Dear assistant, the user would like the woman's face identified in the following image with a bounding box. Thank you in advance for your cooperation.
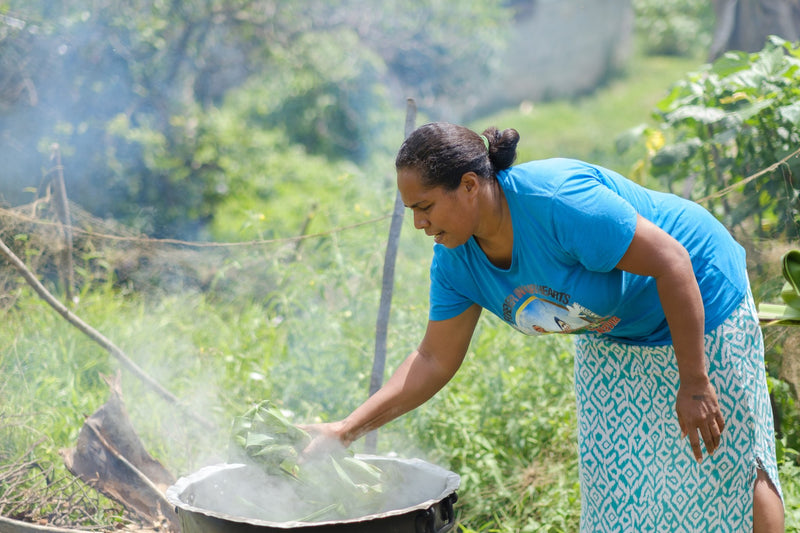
[397,167,478,248]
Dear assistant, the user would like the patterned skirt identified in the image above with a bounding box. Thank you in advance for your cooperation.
[574,291,782,532]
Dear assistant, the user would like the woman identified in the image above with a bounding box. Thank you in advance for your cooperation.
[307,123,784,531]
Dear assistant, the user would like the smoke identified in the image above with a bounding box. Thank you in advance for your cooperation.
[169,456,459,525]
[2,5,636,527]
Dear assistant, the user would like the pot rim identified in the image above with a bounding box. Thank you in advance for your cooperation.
[165,454,460,529]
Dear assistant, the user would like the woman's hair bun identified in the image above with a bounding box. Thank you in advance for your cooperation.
[482,127,520,171]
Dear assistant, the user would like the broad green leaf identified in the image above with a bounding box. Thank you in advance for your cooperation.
[709,127,738,146]
[614,124,648,154]
[651,138,702,168]
[340,456,384,485]
[229,400,386,522]
[666,105,727,125]
[754,44,789,79]
[656,79,705,112]
[250,443,297,459]
[711,51,751,77]
[778,102,800,125]
[244,433,275,448]
[730,98,775,123]
[329,456,356,487]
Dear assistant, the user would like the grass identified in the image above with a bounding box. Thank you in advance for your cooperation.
[2,42,799,532]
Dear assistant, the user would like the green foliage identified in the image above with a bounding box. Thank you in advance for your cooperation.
[619,37,800,240]
[632,0,715,57]
[4,274,800,530]
[783,460,800,529]
[770,373,800,464]
[4,39,800,532]
[374,0,511,110]
[248,28,390,161]
[0,0,510,238]
[173,73,398,243]
[230,400,312,474]
[230,400,388,522]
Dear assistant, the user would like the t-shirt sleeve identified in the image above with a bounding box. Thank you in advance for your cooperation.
[551,173,638,272]
[428,247,475,321]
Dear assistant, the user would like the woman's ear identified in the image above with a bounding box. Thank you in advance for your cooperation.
[461,172,479,193]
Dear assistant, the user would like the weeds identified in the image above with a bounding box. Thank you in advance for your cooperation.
[2,45,799,533]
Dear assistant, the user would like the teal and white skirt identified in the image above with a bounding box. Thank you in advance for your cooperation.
[574,291,782,532]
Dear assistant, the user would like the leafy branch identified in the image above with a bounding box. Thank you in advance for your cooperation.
[618,36,800,239]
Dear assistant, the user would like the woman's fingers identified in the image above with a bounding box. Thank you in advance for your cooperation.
[676,382,726,462]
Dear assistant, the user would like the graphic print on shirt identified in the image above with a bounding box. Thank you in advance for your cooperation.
[501,284,620,336]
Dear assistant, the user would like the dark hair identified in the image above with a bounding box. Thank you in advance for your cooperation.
[395,122,520,190]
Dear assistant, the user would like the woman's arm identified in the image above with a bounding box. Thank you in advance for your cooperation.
[615,215,725,462]
[306,303,482,449]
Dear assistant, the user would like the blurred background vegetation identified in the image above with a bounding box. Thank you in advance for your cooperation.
[1,0,799,531]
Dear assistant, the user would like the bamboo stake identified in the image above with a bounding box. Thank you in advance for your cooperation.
[50,144,75,303]
[292,202,318,261]
[365,98,416,453]
[0,234,212,430]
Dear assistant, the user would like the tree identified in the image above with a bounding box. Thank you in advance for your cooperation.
[0,0,511,238]
[709,0,800,60]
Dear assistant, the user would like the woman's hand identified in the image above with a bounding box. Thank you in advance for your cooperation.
[676,377,726,462]
[299,421,349,460]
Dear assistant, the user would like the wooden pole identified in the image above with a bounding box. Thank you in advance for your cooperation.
[365,98,416,453]
[50,144,75,303]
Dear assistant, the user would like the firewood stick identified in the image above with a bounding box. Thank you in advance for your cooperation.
[82,422,177,521]
[0,234,212,430]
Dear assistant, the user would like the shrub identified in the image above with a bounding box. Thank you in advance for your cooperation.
[633,0,715,56]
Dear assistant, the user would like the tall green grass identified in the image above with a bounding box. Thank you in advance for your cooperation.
[2,43,798,532]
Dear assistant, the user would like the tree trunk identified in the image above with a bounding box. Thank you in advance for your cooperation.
[710,0,800,60]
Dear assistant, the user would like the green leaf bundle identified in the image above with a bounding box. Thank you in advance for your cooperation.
[229,400,390,522]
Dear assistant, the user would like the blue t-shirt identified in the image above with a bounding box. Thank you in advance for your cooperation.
[428,158,748,345]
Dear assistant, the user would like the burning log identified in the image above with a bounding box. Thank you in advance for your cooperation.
[60,373,179,531]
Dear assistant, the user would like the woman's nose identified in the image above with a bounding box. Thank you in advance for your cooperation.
[413,210,428,230]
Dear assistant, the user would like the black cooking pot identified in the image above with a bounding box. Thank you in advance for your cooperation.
[165,455,459,533]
